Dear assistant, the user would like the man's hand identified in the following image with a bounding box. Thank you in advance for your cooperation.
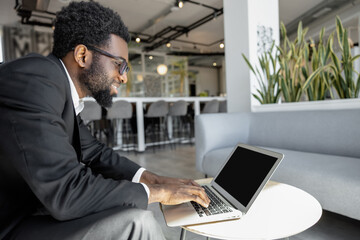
[140,171,210,208]
[147,184,210,208]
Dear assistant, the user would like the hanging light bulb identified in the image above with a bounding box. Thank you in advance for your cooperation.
[178,0,184,8]
[213,62,217,67]
[166,42,171,48]
[219,42,225,49]
[149,56,153,60]
[135,37,141,43]
[157,64,168,75]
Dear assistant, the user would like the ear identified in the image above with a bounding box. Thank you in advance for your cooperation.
[73,44,90,68]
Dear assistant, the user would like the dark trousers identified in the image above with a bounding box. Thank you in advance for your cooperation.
[5,206,165,240]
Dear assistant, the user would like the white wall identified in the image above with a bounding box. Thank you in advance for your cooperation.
[189,66,219,96]
[224,0,279,113]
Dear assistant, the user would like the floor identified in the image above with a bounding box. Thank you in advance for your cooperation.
[117,144,360,240]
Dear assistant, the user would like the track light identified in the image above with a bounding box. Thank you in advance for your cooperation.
[176,0,184,9]
[213,11,218,20]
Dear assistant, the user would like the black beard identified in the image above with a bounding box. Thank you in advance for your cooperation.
[91,89,113,108]
[79,55,114,108]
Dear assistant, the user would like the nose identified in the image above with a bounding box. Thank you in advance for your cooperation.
[118,72,128,84]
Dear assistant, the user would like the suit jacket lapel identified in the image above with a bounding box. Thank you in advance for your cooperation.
[73,115,82,161]
[47,54,82,162]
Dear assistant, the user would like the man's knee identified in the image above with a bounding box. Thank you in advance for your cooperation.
[110,207,164,240]
[129,208,155,225]
[5,207,164,240]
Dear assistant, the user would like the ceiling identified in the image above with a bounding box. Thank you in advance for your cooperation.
[0,0,358,67]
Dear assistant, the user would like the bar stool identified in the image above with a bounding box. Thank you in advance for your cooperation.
[106,100,136,151]
[144,100,172,151]
[80,100,102,138]
[168,100,191,145]
[202,99,219,113]
[219,100,227,113]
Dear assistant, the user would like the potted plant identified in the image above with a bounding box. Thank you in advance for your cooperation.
[277,21,324,102]
[329,16,360,98]
[242,42,281,104]
[302,28,333,100]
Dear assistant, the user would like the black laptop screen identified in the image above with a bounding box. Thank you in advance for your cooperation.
[214,146,278,207]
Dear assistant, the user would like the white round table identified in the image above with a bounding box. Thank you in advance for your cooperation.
[182,180,322,240]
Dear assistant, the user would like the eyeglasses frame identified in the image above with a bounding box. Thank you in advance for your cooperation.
[86,45,129,75]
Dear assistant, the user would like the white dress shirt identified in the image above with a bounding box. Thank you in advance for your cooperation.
[59,59,150,198]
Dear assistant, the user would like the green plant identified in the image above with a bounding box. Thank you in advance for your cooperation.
[302,28,333,100]
[242,42,281,104]
[329,16,360,98]
[170,60,187,96]
[277,21,326,102]
[276,21,307,102]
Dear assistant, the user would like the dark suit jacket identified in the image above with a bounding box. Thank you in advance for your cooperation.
[0,53,148,238]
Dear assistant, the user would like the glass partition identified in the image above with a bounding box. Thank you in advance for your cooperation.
[144,54,164,73]
[120,50,189,97]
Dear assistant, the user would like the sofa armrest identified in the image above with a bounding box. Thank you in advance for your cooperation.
[195,112,251,173]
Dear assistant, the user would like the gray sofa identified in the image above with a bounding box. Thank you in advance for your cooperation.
[195,109,360,220]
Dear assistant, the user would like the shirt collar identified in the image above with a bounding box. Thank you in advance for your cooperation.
[59,59,84,115]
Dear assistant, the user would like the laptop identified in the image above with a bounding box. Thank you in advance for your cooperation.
[161,143,284,227]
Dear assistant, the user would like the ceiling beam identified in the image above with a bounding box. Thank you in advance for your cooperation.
[285,0,354,36]
[143,8,223,52]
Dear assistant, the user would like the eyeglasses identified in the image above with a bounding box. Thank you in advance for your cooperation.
[87,45,129,75]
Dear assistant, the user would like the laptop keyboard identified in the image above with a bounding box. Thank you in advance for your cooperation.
[191,185,233,217]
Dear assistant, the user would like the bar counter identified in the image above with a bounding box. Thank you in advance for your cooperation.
[84,97,226,152]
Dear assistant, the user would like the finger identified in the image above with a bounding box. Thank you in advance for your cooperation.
[192,195,210,208]
[188,180,201,187]
[178,179,201,187]
[185,186,210,206]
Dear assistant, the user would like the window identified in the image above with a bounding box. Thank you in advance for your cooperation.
[0,27,3,63]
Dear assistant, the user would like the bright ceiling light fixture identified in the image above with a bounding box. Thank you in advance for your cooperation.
[178,0,184,8]
[219,42,225,49]
[135,37,141,43]
[157,64,168,75]
[166,42,171,48]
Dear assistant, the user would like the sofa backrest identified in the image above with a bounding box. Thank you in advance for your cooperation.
[248,109,360,158]
[195,112,251,172]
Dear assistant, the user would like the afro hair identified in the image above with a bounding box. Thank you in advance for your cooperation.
[52,1,130,58]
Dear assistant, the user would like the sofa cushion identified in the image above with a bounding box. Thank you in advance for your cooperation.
[267,147,360,220]
[203,146,360,220]
[248,110,360,159]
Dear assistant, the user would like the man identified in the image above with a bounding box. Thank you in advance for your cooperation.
[0,1,209,239]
